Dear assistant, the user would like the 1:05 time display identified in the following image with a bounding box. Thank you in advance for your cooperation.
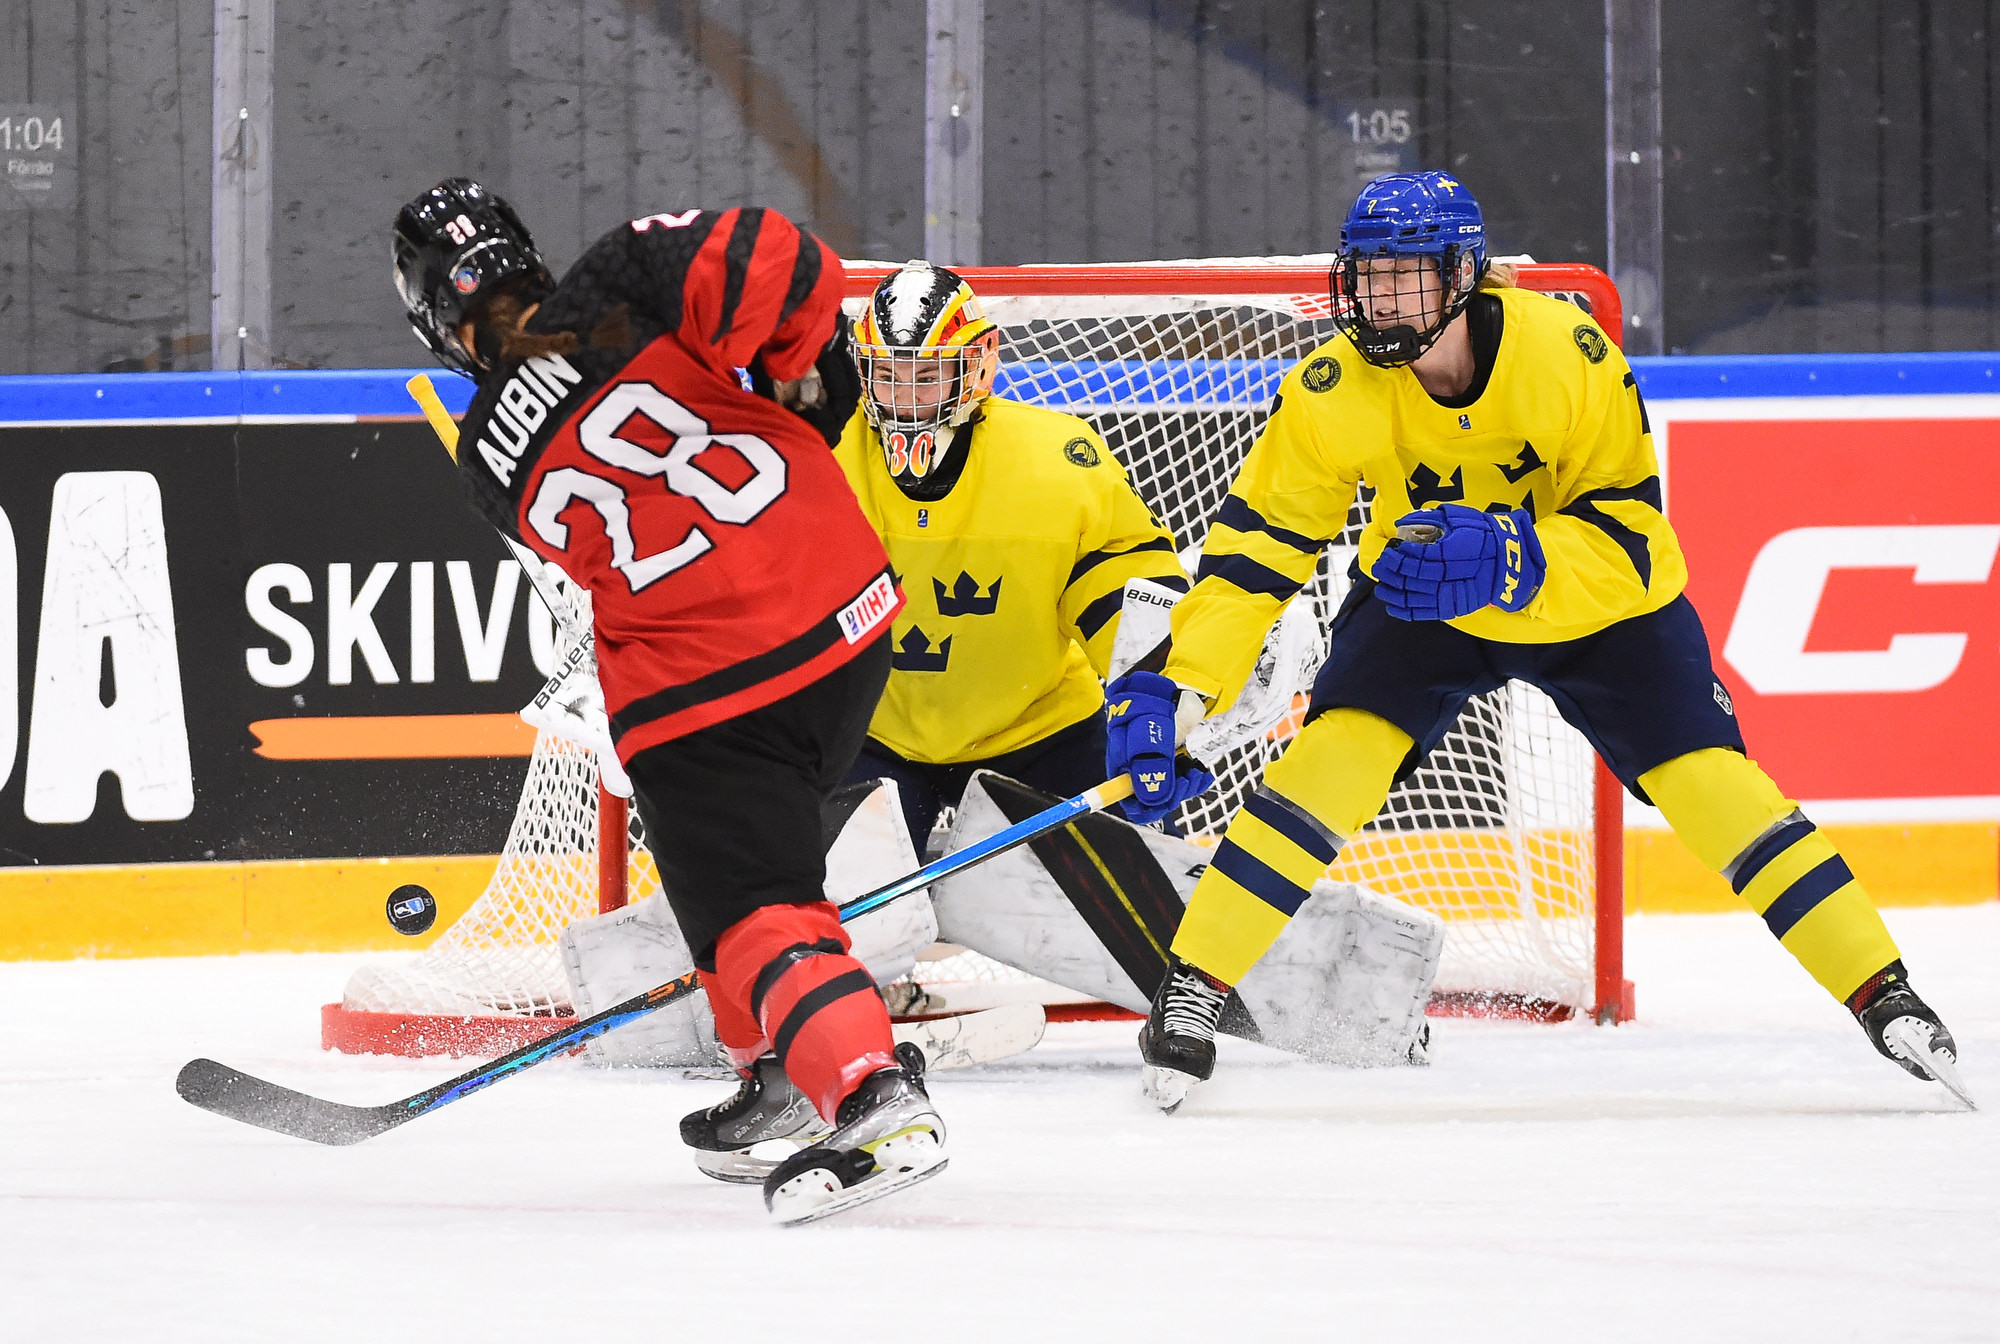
[0,116,65,152]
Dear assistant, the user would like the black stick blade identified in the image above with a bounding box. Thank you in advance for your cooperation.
[175,1059,406,1146]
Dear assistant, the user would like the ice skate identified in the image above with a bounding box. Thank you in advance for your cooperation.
[763,1043,947,1226]
[1851,964,1976,1109]
[679,1054,828,1184]
[1138,958,1228,1113]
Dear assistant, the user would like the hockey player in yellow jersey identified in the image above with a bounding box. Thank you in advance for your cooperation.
[1107,171,1972,1112]
[836,261,1195,850]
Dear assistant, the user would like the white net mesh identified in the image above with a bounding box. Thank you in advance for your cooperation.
[340,582,663,1020]
[340,261,1605,1035]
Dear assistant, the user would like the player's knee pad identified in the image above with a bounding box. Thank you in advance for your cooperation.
[1266,707,1410,838]
[1639,747,1794,872]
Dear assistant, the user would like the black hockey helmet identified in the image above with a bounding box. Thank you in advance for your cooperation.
[392,177,553,377]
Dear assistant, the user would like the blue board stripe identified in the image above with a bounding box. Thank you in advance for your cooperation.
[5,352,2000,424]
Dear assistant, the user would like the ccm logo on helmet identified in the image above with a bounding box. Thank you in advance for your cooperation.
[1722,524,2000,695]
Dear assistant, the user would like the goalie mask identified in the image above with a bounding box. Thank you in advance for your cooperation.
[392,177,554,378]
[853,261,1000,498]
[1330,171,1486,368]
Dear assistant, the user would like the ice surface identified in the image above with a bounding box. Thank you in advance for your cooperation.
[4,907,1995,1341]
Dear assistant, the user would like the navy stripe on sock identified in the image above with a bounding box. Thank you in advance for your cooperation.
[1242,787,1342,866]
[1211,839,1312,917]
[1728,815,1817,895]
[748,938,845,1020]
[771,968,878,1065]
[1761,856,1855,939]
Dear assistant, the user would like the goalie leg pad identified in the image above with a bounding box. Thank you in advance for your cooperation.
[713,902,897,1123]
[559,894,719,1068]
[935,772,1439,1066]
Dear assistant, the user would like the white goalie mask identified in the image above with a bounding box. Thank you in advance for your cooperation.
[853,261,1000,497]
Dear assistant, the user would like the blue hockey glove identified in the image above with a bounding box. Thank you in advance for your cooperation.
[1372,503,1546,621]
[1104,671,1216,824]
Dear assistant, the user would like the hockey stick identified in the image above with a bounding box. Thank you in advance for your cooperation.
[175,773,1136,1146]
[405,373,586,647]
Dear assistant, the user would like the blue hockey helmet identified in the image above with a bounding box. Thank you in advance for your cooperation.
[1331,171,1487,367]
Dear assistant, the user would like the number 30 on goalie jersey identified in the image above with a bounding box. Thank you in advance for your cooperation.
[526,380,789,594]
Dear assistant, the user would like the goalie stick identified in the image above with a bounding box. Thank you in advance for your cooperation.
[176,774,1136,1146]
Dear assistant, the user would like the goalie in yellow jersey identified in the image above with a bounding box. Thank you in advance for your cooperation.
[1111,171,1972,1112]
[834,260,1198,851]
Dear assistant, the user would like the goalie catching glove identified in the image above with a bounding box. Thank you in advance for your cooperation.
[1104,670,1215,824]
[1373,502,1546,621]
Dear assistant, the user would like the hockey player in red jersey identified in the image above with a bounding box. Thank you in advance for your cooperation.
[393,178,945,1223]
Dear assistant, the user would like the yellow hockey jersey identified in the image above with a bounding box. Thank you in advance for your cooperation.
[1167,285,1686,710]
[835,395,1186,763]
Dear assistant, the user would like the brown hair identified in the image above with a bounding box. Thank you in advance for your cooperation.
[469,280,635,364]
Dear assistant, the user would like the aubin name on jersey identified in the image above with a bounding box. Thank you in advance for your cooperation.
[473,353,587,487]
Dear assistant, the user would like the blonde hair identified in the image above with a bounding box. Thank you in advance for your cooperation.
[1479,260,1519,290]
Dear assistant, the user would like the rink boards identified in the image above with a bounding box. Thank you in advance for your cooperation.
[0,355,1995,958]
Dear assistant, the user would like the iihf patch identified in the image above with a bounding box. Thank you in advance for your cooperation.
[1572,325,1608,363]
[1458,414,1472,430]
[453,267,480,294]
[1713,681,1734,715]
[1301,356,1342,392]
[1063,437,1100,467]
[917,508,929,528]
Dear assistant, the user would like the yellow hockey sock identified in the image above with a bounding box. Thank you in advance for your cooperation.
[1641,748,1899,1002]
[1171,708,1409,985]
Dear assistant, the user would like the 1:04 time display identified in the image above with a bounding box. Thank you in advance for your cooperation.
[0,116,65,152]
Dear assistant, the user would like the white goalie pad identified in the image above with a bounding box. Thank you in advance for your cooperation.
[520,635,633,800]
[559,779,938,1068]
[933,772,1442,1067]
[1102,577,1326,771]
[1184,592,1324,770]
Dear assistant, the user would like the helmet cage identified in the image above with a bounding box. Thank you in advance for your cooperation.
[854,261,999,488]
[1330,245,1480,367]
[392,178,552,378]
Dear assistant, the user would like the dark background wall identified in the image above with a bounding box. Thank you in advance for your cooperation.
[3,0,1995,372]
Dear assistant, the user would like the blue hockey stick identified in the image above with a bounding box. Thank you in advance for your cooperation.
[175,773,1137,1145]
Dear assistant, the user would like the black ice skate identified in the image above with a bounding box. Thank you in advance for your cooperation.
[1138,958,1229,1113]
[1849,961,1976,1110]
[762,1042,947,1226]
[680,1054,829,1184]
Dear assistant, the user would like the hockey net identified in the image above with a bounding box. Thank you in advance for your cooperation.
[326,259,1631,1057]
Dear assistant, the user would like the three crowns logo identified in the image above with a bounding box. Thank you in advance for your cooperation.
[1497,441,1546,484]
[892,626,952,672]
[934,572,1002,617]
[1405,463,1466,508]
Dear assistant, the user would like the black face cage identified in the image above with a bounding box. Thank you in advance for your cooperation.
[1329,246,1478,368]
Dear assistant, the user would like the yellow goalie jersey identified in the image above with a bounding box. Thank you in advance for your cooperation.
[1166,285,1688,709]
[835,395,1187,763]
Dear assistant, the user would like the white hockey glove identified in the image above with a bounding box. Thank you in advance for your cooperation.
[519,635,633,799]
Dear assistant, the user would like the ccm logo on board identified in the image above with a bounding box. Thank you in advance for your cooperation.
[1723,525,2000,695]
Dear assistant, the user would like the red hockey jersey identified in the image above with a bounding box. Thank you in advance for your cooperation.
[455,207,900,757]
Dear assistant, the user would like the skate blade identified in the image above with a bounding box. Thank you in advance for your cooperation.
[1882,1019,1978,1110]
[770,1135,949,1227]
[694,1130,829,1184]
[1140,1063,1196,1114]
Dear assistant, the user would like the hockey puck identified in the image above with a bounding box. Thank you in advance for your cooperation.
[386,884,438,936]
